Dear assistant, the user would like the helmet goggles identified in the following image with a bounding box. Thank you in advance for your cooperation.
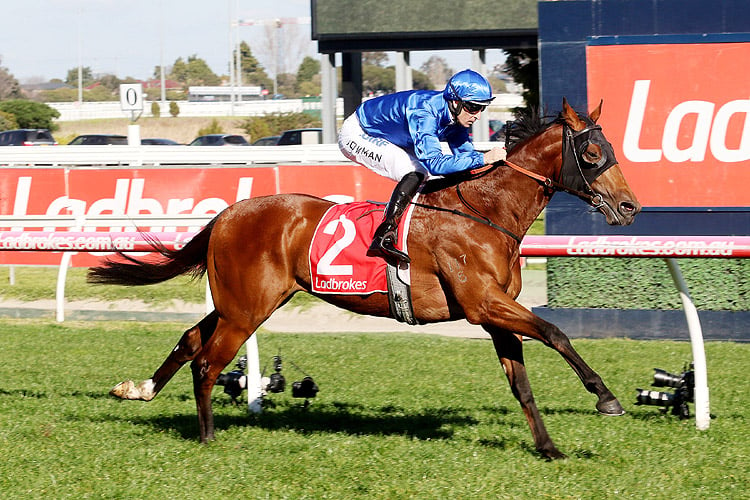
[448,83,491,114]
[462,101,488,114]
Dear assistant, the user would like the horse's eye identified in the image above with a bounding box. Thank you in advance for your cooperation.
[583,150,600,163]
[582,144,602,165]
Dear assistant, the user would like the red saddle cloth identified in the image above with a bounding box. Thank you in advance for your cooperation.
[309,201,408,294]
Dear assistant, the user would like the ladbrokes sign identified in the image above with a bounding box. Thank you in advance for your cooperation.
[0,165,395,265]
[586,40,750,207]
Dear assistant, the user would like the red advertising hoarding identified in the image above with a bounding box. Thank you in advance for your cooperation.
[586,41,750,207]
[0,164,395,266]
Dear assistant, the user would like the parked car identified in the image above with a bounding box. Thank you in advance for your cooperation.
[188,134,249,146]
[276,128,322,146]
[251,135,280,146]
[68,134,128,145]
[0,129,57,146]
[141,138,180,145]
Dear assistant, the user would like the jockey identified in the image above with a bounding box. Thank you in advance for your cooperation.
[338,69,507,264]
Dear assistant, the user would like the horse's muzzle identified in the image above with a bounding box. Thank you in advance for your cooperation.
[590,166,642,226]
[600,197,641,226]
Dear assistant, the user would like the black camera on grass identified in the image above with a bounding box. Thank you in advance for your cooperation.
[292,376,319,399]
[265,355,286,394]
[216,352,318,406]
[216,355,248,403]
[635,364,694,419]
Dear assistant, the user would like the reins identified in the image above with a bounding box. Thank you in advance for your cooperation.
[411,198,523,244]
[503,158,603,207]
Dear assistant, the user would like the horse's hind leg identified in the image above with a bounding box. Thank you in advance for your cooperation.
[190,316,253,443]
[111,311,219,401]
[485,326,566,460]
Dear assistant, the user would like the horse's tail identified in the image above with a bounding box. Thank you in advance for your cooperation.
[87,218,217,286]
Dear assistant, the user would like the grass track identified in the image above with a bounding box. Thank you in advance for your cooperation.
[0,319,746,499]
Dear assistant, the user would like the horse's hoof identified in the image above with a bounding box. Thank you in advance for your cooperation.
[110,379,156,401]
[541,447,568,460]
[110,380,138,399]
[597,398,626,416]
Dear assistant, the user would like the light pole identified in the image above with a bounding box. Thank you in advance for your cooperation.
[160,0,166,107]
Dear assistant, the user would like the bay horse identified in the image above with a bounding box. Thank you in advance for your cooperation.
[88,99,641,459]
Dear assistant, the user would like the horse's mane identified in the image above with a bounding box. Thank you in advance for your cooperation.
[504,107,560,153]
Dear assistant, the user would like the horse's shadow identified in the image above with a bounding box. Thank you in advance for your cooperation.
[105,398,600,448]
[121,400,483,442]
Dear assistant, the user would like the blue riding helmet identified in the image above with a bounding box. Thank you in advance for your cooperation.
[443,69,495,104]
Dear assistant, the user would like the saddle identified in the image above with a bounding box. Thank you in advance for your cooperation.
[308,201,417,324]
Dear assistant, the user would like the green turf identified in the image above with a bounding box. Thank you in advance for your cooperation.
[0,319,745,499]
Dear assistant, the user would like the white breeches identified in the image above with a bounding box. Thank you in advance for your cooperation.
[338,114,427,181]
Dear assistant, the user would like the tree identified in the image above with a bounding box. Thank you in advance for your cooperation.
[96,74,124,92]
[237,41,272,90]
[276,73,297,98]
[84,84,118,101]
[412,69,433,90]
[65,66,94,87]
[503,49,539,108]
[0,110,19,131]
[294,56,321,97]
[0,100,60,130]
[197,119,224,136]
[169,101,180,117]
[169,55,220,86]
[37,87,79,102]
[296,56,320,83]
[362,65,395,95]
[363,52,389,67]
[0,57,24,100]
[258,24,308,77]
[419,55,453,90]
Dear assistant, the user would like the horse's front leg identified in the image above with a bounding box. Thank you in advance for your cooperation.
[465,289,624,416]
[111,311,218,401]
[484,326,566,460]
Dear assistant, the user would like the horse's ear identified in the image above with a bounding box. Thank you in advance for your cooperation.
[561,97,584,130]
[590,100,603,123]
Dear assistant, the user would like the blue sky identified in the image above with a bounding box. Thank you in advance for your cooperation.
[1,0,505,84]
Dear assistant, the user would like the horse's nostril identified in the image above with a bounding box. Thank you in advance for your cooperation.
[619,201,640,215]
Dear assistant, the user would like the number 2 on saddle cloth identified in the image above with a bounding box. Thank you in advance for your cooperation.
[308,201,414,295]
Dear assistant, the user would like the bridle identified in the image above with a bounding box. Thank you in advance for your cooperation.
[412,115,622,242]
[503,118,618,213]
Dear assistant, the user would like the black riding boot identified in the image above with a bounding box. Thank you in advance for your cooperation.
[368,172,424,263]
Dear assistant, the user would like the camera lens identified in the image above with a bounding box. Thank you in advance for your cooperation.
[652,369,684,388]
[635,389,675,406]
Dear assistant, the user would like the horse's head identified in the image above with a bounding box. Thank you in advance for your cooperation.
[559,98,641,225]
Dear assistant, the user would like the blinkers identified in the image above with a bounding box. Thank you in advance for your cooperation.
[559,117,618,193]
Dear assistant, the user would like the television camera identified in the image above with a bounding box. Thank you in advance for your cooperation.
[635,363,695,419]
[216,352,318,406]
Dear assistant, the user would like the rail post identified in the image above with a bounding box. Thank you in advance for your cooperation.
[664,258,711,430]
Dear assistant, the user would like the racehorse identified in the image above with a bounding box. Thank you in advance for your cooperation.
[88,99,641,459]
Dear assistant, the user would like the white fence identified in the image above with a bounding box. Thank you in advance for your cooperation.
[48,99,336,121]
